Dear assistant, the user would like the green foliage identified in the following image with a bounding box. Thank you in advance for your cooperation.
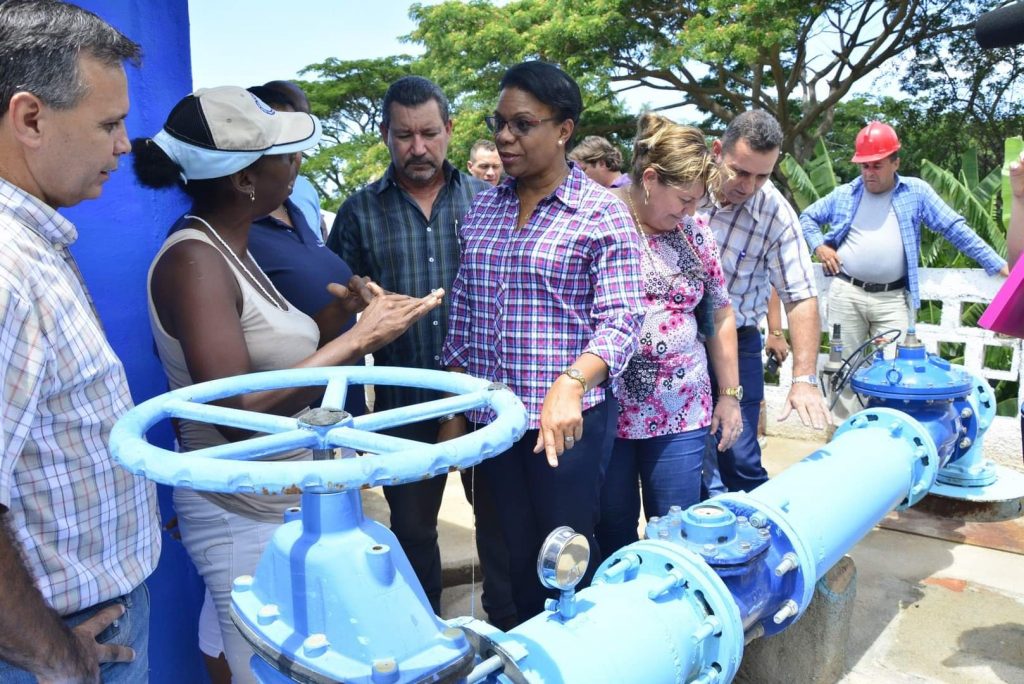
[298,55,419,204]
[919,158,1005,261]
[1003,137,1024,229]
[779,138,837,212]
[294,0,1021,216]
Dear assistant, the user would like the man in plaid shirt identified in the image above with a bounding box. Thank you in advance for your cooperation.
[0,2,159,682]
[703,110,831,496]
[801,121,1007,419]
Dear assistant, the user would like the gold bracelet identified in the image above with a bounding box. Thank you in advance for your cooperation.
[561,368,588,391]
[770,329,784,338]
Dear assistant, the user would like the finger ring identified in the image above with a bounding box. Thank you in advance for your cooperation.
[565,436,575,444]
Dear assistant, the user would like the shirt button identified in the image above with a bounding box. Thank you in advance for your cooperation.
[428,257,435,263]
[432,320,439,326]
[434,355,440,361]
[427,227,432,232]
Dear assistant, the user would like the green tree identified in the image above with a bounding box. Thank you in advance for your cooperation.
[298,56,418,204]
[409,0,988,161]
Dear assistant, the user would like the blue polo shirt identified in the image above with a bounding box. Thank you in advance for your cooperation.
[249,200,365,415]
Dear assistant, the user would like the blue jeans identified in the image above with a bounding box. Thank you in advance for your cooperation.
[476,393,617,624]
[597,428,708,554]
[705,327,769,494]
[0,582,150,683]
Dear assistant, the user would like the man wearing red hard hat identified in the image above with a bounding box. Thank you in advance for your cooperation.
[801,121,1008,420]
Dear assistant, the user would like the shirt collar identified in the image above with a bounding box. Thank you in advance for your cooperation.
[0,176,77,245]
[710,180,770,225]
[494,161,588,211]
[851,173,907,196]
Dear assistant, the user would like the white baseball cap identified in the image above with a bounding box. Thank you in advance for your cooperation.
[151,86,322,181]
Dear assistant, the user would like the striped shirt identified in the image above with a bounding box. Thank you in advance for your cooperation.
[704,180,817,327]
[328,163,490,410]
[800,175,1006,308]
[442,164,645,427]
[0,178,159,615]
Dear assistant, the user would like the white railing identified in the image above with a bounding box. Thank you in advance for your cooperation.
[765,266,1022,472]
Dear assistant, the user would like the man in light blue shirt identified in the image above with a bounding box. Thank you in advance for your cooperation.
[801,121,1008,418]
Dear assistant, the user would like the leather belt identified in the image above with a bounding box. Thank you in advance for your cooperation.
[835,272,907,293]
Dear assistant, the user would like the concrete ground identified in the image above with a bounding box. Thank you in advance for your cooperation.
[359,437,1024,683]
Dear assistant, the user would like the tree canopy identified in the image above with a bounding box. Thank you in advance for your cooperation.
[297,0,1022,207]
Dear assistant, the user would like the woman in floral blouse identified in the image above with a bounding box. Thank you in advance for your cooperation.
[597,113,741,553]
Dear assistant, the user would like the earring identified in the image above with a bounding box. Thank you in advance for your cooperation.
[249,190,255,203]
[557,140,564,146]
[644,185,650,205]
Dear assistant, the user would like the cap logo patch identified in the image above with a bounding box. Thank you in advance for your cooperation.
[249,93,276,116]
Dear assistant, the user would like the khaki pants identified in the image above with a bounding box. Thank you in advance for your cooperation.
[828,277,911,421]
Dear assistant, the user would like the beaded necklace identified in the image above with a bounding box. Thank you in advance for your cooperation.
[184,214,285,311]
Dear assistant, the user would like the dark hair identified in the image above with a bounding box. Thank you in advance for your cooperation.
[247,85,294,112]
[0,0,141,117]
[381,76,449,129]
[499,61,582,131]
[721,110,784,154]
[262,80,309,114]
[131,137,221,202]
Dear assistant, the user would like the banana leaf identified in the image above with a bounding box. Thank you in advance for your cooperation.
[780,154,819,212]
[921,159,1005,256]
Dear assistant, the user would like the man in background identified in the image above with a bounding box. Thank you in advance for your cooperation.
[327,76,515,628]
[569,135,630,188]
[467,138,502,186]
[801,121,1007,420]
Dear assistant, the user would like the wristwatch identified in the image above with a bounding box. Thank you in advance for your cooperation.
[561,367,588,391]
[791,374,819,387]
[720,386,744,401]
[770,329,784,338]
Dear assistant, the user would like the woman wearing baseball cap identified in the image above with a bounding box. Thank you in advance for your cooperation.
[133,86,443,682]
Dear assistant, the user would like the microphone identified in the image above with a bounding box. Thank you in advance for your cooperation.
[975,1,1024,48]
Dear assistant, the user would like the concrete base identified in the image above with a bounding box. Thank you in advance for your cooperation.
[736,556,858,684]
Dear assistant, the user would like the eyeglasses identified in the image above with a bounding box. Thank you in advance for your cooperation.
[485,114,558,137]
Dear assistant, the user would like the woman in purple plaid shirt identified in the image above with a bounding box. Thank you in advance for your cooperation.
[596,114,742,554]
[440,61,645,624]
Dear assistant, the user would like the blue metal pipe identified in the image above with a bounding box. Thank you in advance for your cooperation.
[111,354,997,683]
[486,408,939,682]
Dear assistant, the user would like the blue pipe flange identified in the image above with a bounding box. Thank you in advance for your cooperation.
[937,366,997,487]
[448,616,531,684]
[592,540,745,683]
[646,503,771,572]
[834,407,940,509]
[709,493,815,638]
[110,366,528,493]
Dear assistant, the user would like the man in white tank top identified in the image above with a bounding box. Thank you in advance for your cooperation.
[801,122,1008,420]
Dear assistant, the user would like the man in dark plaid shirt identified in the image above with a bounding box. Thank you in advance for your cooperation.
[326,76,514,625]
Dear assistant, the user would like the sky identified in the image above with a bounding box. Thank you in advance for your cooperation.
[188,0,425,90]
[187,0,685,114]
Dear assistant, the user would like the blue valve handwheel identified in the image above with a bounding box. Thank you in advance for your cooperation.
[110,366,527,494]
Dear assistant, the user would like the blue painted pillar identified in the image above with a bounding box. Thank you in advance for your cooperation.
[61,2,204,681]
